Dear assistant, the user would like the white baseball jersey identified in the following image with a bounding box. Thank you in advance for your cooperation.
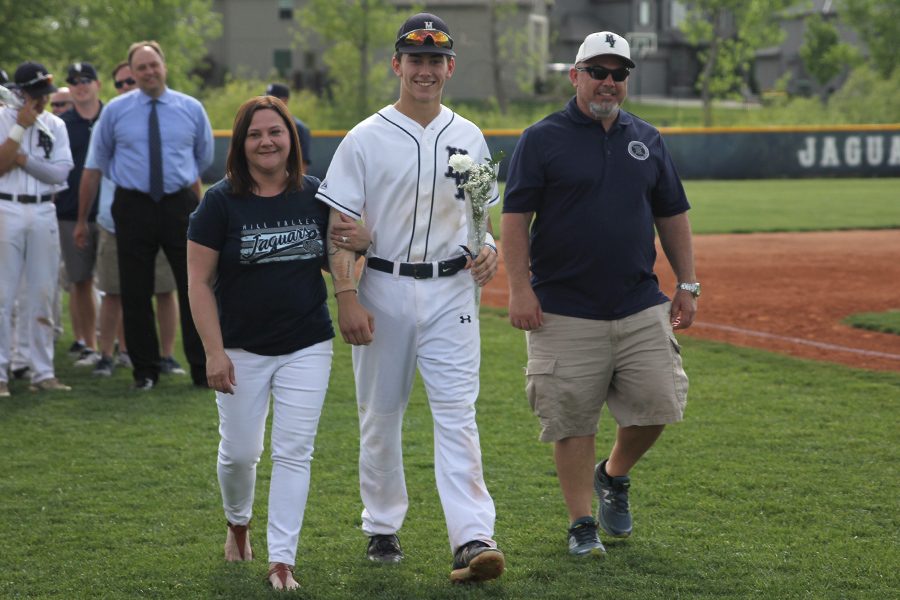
[316,104,499,262]
[0,107,72,196]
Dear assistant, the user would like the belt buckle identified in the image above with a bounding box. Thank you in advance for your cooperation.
[411,263,431,279]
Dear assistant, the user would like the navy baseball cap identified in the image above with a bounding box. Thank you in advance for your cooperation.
[395,13,455,57]
[14,61,57,96]
[265,83,290,99]
[66,62,99,84]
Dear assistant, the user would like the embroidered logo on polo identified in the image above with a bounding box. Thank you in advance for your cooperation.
[239,218,324,264]
[445,146,469,200]
[627,141,649,161]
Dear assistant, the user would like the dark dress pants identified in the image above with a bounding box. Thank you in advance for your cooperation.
[111,187,205,384]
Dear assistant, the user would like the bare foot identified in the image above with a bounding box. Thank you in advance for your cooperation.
[267,562,299,590]
[224,522,252,561]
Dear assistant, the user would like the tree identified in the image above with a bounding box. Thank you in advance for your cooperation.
[680,0,799,126]
[799,13,860,99]
[1,0,221,95]
[838,0,900,77]
[294,0,420,126]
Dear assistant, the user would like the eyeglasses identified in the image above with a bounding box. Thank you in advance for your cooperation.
[575,66,630,82]
[397,28,453,49]
[67,77,95,86]
[51,101,72,108]
[114,77,136,89]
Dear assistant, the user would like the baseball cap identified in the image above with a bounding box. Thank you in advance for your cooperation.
[14,61,57,96]
[395,12,456,57]
[265,83,290,99]
[575,32,635,68]
[66,62,99,84]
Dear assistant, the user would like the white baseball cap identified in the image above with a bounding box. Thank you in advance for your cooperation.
[575,31,635,68]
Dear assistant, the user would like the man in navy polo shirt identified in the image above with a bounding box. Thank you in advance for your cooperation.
[57,62,103,366]
[502,31,700,557]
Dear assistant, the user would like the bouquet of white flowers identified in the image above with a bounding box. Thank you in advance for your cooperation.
[448,151,503,305]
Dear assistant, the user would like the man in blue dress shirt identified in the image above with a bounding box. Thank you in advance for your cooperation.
[75,40,214,390]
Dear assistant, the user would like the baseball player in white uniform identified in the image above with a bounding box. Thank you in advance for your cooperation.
[318,12,505,584]
[0,62,74,395]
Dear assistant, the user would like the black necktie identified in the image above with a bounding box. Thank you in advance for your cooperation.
[149,99,164,201]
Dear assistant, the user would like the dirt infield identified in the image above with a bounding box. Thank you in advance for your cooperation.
[481,230,900,372]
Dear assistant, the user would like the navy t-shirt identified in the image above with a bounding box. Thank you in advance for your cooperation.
[56,104,102,221]
[503,98,690,320]
[187,176,334,356]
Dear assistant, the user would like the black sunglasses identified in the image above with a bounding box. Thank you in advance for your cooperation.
[51,101,71,108]
[114,77,136,89]
[575,66,630,82]
[67,76,95,86]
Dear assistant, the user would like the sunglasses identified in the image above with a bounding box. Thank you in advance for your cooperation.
[397,28,453,49]
[51,101,72,108]
[114,77,136,89]
[575,66,630,82]
[67,76,95,86]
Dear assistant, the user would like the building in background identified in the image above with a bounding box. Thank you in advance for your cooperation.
[206,0,862,102]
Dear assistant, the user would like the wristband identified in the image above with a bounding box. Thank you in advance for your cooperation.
[8,124,25,144]
[334,288,358,298]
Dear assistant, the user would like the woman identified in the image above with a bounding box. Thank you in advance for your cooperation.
[187,96,367,590]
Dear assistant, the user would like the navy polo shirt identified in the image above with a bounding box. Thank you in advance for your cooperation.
[503,98,690,320]
[56,103,102,221]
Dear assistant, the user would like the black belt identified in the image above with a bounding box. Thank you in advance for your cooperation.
[367,255,467,279]
[0,192,54,203]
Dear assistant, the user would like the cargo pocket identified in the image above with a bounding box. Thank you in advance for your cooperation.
[525,357,557,416]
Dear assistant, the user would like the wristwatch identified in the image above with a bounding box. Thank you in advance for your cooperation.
[677,282,701,298]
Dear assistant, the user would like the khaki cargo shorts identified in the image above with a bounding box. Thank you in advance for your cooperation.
[525,304,688,442]
[96,228,176,295]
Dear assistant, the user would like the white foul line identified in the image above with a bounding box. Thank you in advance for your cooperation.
[692,322,900,361]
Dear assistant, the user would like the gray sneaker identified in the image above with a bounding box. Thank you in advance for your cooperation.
[160,356,186,375]
[594,460,633,538]
[0,381,9,397]
[567,516,606,556]
[74,349,101,367]
[366,534,403,563]
[92,356,115,377]
[116,352,133,369]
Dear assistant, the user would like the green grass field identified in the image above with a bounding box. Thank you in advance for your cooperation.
[844,310,900,336]
[2,178,898,598]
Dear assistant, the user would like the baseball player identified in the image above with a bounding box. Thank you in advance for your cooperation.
[317,13,505,584]
[0,62,74,395]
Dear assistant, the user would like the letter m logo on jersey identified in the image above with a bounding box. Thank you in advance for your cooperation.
[445,146,468,200]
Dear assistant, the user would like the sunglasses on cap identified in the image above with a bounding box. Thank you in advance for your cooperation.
[114,77,136,89]
[575,66,630,82]
[51,101,72,108]
[397,28,453,49]
[67,76,95,86]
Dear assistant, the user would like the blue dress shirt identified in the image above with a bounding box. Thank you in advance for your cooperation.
[88,87,213,195]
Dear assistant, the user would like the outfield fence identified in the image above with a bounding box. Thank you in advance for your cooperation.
[203,124,900,183]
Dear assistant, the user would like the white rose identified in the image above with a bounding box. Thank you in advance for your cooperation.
[448,153,475,174]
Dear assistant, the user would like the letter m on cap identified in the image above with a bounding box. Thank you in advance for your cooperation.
[425,21,434,29]
[606,33,616,47]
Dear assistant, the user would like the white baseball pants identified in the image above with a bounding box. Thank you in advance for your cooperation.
[216,340,333,565]
[0,201,60,384]
[354,268,497,551]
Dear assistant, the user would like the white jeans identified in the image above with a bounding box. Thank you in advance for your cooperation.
[216,340,333,565]
[0,201,60,383]
[354,268,497,551]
